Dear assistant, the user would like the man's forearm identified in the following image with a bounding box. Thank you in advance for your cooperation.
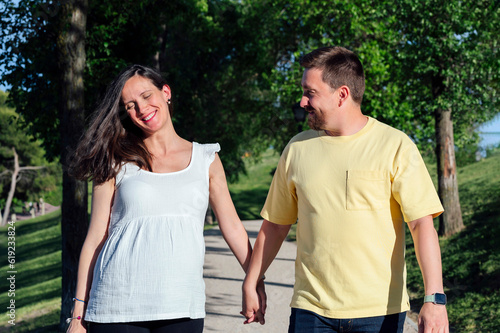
[408,215,444,294]
[244,220,291,288]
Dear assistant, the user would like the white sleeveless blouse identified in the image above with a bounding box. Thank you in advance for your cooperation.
[85,142,220,323]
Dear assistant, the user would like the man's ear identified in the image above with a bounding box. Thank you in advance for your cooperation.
[338,86,350,107]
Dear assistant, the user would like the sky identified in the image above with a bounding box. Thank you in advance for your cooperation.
[478,114,500,148]
[479,114,500,133]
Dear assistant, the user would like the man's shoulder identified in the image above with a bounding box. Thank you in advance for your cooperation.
[278,130,320,159]
[369,117,413,142]
[289,129,319,143]
[282,130,320,149]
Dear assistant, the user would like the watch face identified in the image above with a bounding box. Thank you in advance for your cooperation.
[434,293,447,305]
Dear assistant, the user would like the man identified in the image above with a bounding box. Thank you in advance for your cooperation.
[242,46,449,333]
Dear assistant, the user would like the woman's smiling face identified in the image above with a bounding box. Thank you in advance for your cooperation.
[121,75,171,137]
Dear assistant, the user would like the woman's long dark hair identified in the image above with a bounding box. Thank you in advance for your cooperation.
[70,65,173,184]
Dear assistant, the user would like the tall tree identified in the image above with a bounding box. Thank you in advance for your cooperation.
[57,0,88,330]
[391,0,500,236]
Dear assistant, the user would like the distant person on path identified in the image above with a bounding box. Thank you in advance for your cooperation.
[68,64,265,333]
[242,46,448,333]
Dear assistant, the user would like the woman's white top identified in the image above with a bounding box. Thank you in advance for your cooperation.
[85,142,220,323]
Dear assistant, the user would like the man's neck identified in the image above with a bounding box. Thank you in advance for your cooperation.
[325,110,367,137]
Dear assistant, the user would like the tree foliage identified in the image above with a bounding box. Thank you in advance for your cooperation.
[391,0,500,148]
[0,0,303,181]
[0,0,62,160]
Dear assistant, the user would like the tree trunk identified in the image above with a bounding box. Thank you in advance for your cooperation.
[1,148,20,226]
[58,0,89,330]
[153,23,168,72]
[152,23,166,71]
[1,148,47,226]
[434,107,465,236]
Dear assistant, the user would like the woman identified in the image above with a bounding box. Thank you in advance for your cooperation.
[67,65,265,332]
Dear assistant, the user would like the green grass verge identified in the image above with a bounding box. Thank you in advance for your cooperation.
[228,149,280,220]
[1,148,498,332]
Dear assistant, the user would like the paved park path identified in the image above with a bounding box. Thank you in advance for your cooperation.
[203,220,419,333]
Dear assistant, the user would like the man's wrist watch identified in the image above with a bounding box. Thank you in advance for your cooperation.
[424,293,447,305]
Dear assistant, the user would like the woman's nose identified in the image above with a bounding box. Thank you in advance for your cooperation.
[135,99,148,113]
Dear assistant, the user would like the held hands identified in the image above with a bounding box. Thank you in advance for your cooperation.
[241,277,267,325]
[418,303,449,333]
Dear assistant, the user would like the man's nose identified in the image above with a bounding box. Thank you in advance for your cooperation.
[299,96,308,109]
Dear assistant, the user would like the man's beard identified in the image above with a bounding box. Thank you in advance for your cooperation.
[307,109,325,131]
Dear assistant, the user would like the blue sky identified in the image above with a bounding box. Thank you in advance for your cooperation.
[479,114,500,133]
[478,114,500,148]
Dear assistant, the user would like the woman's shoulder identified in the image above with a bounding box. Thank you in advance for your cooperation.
[195,142,220,151]
[194,142,220,164]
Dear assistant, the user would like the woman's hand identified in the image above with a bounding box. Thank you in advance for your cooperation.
[66,318,87,333]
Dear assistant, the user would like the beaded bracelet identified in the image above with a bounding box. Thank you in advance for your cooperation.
[73,297,87,304]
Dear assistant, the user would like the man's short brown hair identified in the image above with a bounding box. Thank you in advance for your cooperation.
[300,46,365,105]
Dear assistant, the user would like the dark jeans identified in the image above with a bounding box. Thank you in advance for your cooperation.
[88,318,204,333]
[288,308,406,333]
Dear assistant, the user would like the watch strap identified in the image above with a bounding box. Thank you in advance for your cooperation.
[424,293,447,305]
[423,295,435,303]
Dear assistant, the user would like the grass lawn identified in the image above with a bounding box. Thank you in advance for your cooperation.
[0,210,62,332]
[1,148,499,332]
[228,148,280,220]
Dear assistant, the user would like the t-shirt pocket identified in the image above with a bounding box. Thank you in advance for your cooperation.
[346,170,390,211]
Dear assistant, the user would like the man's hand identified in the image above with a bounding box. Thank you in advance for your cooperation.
[418,303,449,333]
[257,277,267,317]
[240,220,290,325]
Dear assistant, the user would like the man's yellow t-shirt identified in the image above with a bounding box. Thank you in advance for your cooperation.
[261,117,443,319]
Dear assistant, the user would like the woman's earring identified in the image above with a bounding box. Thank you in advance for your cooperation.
[167,98,171,105]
